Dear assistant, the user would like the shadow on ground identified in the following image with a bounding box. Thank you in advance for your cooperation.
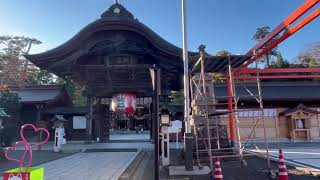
[0,150,77,175]
[118,150,154,180]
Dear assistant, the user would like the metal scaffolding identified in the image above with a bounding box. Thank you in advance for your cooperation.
[190,52,274,177]
[189,0,319,178]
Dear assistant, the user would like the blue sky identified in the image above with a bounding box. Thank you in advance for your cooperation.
[0,0,319,62]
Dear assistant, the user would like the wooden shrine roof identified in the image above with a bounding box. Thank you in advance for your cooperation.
[279,104,319,116]
[44,106,89,115]
[25,3,249,94]
[25,3,184,70]
[7,85,72,105]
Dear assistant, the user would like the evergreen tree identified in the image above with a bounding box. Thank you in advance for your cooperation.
[252,26,279,68]
[309,59,318,68]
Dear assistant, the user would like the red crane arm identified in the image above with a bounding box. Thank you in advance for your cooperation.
[241,0,320,69]
[226,1,319,143]
[241,7,320,68]
[246,0,319,57]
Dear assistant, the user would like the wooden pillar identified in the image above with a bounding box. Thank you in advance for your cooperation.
[36,104,45,150]
[291,118,295,142]
[275,115,279,139]
[317,110,320,137]
[150,102,153,140]
[36,104,41,123]
[97,99,109,143]
[95,98,102,142]
[86,96,93,142]
[253,117,256,139]
[36,104,45,122]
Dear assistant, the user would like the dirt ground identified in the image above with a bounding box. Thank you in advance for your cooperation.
[162,149,319,180]
[220,156,318,180]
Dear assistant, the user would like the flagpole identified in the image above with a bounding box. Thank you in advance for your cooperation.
[182,0,193,171]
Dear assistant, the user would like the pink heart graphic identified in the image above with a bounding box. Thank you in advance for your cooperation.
[3,124,50,173]
[20,124,50,149]
[3,141,32,172]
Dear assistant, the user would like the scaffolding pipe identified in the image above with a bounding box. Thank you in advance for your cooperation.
[212,83,220,149]
[257,73,272,171]
[200,51,214,171]
[190,75,201,167]
[229,59,243,161]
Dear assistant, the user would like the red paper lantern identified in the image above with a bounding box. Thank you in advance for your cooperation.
[111,93,136,114]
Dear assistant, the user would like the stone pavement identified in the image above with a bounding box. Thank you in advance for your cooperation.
[0,151,139,180]
[1,133,153,180]
[28,141,153,152]
[15,132,154,152]
[41,151,139,180]
[109,132,150,141]
[0,150,76,174]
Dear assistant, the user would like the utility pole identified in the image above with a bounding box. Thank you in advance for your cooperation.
[182,0,193,171]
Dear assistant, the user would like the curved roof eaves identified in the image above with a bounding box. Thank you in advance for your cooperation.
[25,18,191,62]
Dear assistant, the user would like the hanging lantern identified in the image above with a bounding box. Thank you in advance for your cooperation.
[111,93,136,114]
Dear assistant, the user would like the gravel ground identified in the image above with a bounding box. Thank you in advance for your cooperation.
[160,149,319,180]
[220,156,318,180]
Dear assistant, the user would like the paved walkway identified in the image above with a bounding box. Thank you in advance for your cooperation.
[19,133,153,152]
[28,141,153,152]
[41,151,139,180]
[1,133,155,179]
[0,150,76,174]
[1,151,139,180]
[110,132,150,141]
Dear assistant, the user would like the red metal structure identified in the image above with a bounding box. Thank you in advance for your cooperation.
[226,0,320,143]
[234,68,320,80]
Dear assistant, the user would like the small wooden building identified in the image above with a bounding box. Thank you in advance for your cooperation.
[44,106,89,140]
[8,85,72,125]
[201,80,320,142]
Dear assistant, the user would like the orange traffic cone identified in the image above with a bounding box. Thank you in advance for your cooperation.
[278,149,289,180]
[212,156,223,180]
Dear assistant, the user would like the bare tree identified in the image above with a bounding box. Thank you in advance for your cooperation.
[296,42,320,67]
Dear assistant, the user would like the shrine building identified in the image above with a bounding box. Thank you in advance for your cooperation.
[25,2,320,143]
